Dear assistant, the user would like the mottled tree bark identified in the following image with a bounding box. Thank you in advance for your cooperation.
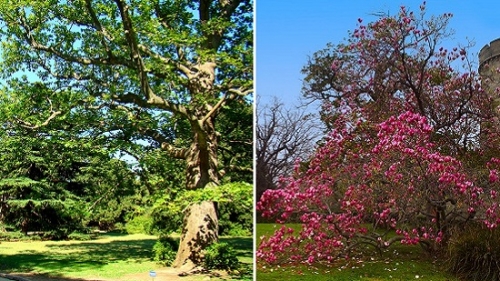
[172,201,219,268]
[185,117,219,190]
[173,103,220,268]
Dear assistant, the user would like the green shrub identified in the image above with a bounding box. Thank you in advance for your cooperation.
[446,224,500,281]
[217,183,253,236]
[125,214,153,234]
[68,232,95,241]
[203,242,240,271]
[146,182,253,236]
[28,235,42,241]
[152,235,178,266]
[225,223,251,237]
[113,222,126,233]
[41,229,71,240]
[0,231,25,241]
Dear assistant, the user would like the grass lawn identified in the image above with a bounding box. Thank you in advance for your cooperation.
[0,232,252,281]
[256,223,460,281]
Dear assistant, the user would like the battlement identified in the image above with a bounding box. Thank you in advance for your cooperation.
[479,38,500,69]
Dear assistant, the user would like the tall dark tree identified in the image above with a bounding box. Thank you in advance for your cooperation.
[0,0,252,267]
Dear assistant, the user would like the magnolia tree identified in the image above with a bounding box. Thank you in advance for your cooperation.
[258,112,498,264]
[257,3,500,265]
[301,3,494,152]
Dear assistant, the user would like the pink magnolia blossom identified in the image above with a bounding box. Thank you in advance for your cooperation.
[258,3,500,267]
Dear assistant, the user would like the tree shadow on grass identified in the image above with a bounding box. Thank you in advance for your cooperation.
[46,237,157,263]
[0,235,157,275]
[0,251,106,273]
[1,272,107,281]
[220,236,253,259]
[0,235,253,280]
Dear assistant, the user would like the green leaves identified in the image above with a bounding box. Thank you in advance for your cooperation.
[0,177,38,188]
[180,182,253,206]
[149,182,252,234]
[0,0,253,248]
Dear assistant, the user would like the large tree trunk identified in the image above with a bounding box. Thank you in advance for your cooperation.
[172,200,218,268]
[173,116,220,268]
[185,117,219,190]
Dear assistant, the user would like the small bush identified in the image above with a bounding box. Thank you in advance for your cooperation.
[225,224,251,237]
[203,242,240,271]
[68,232,94,241]
[113,222,126,233]
[152,235,178,266]
[0,231,25,241]
[40,228,73,240]
[28,235,42,241]
[446,224,500,281]
[126,214,153,234]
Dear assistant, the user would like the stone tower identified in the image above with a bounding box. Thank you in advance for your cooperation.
[479,38,500,104]
[479,39,500,147]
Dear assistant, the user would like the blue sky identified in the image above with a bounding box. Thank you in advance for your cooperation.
[256,1,500,108]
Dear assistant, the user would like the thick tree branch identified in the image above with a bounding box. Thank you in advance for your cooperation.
[115,0,195,121]
[200,0,243,50]
[161,142,188,159]
[18,11,132,68]
[200,86,252,126]
[201,93,228,125]
[228,87,253,97]
[16,100,63,130]
[84,0,115,42]
[112,92,191,118]
[138,43,194,79]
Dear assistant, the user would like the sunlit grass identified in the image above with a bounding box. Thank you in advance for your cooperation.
[0,233,252,280]
[256,223,459,281]
[0,233,161,278]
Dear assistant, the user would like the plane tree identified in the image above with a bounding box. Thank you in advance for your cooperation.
[0,0,252,267]
[256,98,322,205]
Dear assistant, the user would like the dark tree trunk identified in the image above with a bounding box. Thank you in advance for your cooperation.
[185,117,219,190]
[173,116,220,268]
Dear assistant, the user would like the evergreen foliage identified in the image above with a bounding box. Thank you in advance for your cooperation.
[149,182,253,235]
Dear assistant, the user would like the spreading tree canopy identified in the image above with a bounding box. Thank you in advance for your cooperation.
[0,0,252,267]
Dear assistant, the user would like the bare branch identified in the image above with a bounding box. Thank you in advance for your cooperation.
[257,97,323,199]
[16,110,63,130]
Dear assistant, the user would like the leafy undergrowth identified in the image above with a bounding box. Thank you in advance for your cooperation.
[0,233,253,281]
[257,223,459,281]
